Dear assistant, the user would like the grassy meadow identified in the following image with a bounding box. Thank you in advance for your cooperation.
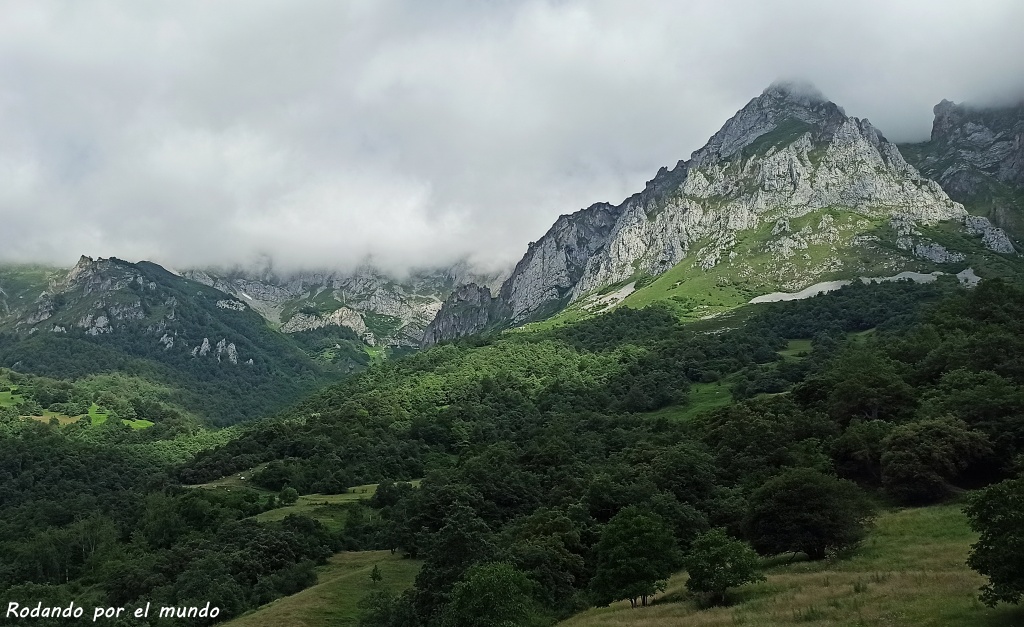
[223,550,421,627]
[559,502,1024,627]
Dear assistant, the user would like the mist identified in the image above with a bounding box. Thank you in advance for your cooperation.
[1,0,1022,274]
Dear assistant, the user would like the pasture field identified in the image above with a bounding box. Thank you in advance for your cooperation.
[646,381,733,422]
[559,502,1024,627]
[252,489,379,531]
[223,550,421,627]
[193,476,419,531]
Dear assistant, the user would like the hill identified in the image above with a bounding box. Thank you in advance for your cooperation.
[223,551,421,627]
[560,502,1024,627]
[0,256,358,424]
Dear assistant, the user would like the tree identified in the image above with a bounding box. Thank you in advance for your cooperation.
[746,468,873,560]
[440,562,538,627]
[590,506,681,608]
[965,477,1024,606]
[278,486,299,505]
[684,529,763,606]
[831,419,894,484]
[370,564,383,586]
[881,418,992,504]
[413,505,497,621]
[501,507,588,610]
[820,348,916,425]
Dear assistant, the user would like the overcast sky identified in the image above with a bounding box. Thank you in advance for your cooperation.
[1,0,1022,274]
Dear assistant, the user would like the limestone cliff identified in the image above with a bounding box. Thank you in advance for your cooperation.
[420,284,509,347]
[185,262,507,347]
[425,82,1015,345]
[900,99,1024,243]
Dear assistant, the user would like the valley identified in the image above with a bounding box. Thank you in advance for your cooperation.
[0,81,1022,627]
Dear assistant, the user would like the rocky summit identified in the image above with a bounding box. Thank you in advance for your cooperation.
[900,98,1024,244]
[185,261,507,347]
[423,82,1017,346]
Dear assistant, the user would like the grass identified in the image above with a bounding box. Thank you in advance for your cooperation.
[779,339,813,360]
[0,387,18,407]
[3,386,83,425]
[252,488,380,531]
[517,207,968,337]
[193,476,420,532]
[88,403,109,424]
[190,464,273,490]
[559,502,1024,627]
[647,382,733,422]
[223,550,422,627]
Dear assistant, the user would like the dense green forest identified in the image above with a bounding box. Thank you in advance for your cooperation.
[2,277,1024,625]
[0,260,374,425]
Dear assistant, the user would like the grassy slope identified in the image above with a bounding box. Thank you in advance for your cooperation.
[645,382,733,423]
[193,478,422,532]
[223,550,421,627]
[560,502,1024,627]
[2,391,154,429]
[518,208,975,333]
[251,489,378,531]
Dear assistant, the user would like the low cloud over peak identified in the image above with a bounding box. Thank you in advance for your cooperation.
[1,0,1022,273]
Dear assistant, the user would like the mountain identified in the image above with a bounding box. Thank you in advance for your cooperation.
[424,82,1017,345]
[899,99,1024,244]
[0,256,337,424]
[184,261,507,348]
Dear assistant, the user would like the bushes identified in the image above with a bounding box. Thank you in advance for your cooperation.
[966,477,1024,606]
[880,418,992,504]
[684,529,763,606]
[745,468,873,560]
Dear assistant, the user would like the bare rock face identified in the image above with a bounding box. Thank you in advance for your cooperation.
[567,87,973,298]
[280,306,369,338]
[901,99,1024,242]
[421,284,509,347]
[930,99,1024,189]
[497,203,621,323]
[424,82,1015,344]
[185,261,507,347]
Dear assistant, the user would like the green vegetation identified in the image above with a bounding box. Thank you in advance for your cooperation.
[526,207,972,333]
[0,258,343,425]
[223,551,421,627]
[591,506,682,608]
[683,529,764,606]
[362,312,404,340]
[741,118,815,158]
[3,276,1024,626]
[966,478,1024,607]
[559,503,1024,626]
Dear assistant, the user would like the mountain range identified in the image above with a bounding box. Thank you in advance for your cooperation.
[423,82,1022,345]
[1,81,1021,421]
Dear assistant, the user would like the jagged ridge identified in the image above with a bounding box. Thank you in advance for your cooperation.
[423,82,1016,346]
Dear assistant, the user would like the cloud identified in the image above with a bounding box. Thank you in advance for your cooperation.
[0,0,1022,273]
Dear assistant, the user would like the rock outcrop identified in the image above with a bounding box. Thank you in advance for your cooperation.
[425,82,1015,345]
[186,261,507,347]
[421,284,510,347]
[900,99,1024,242]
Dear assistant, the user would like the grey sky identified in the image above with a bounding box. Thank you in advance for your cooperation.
[1,0,1022,274]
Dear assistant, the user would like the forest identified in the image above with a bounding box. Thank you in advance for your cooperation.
[1,277,1023,625]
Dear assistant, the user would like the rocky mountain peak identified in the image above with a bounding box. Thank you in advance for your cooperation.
[424,82,1016,345]
[760,80,829,107]
[900,98,1024,243]
[691,81,847,167]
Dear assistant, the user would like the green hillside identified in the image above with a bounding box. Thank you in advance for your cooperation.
[224,551,421,627]
[0,259,363,424]
[560,502,1023,627]
[4,276,1024,626]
